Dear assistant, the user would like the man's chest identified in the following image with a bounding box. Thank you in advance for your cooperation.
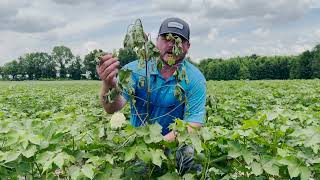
[135,76,184,108]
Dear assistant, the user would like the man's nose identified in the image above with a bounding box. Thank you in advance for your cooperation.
[167,40,174,47]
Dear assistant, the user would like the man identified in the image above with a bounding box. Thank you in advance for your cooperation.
[96,17,206,174]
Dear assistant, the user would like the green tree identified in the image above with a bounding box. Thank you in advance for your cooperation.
[3,60,19,80]
[118,47,138,66]
[239,64,250,79]
[84,49,102,80]
[299,50,313,79]
[52,46,74,78]
[289,56,301,79]
[68,56,83,80]
[41,53,56,79]
[20,52,55,80]
[311,44,320,78]
[0,66,4,79]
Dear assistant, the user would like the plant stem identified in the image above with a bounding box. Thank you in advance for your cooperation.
[144,42,151,124]
[72,137,75,153]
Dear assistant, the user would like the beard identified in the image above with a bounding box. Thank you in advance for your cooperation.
[160,50,187,65]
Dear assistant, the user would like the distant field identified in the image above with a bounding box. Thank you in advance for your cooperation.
[0,80,319,179]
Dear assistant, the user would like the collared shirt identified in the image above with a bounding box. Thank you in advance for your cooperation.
[122,59,206,135]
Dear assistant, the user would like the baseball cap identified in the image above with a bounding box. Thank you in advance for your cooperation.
[158,17,190,41]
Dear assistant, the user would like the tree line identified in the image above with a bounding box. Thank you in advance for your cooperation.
[1,44,319,81]
[198,44,320,80]
[0,46,137,80]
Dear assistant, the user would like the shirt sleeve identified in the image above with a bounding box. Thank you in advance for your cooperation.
[183,78,206,124]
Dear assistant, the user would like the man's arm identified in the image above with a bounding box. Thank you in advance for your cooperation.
[163,122,202,142]
[99,82,127,113]
[164,69,207,141]
[97,54,127,113]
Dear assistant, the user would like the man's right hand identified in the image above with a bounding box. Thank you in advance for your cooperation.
[96,54,120,87]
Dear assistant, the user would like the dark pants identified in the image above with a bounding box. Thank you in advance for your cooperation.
[130,145,202,177]
[175,145,203,176]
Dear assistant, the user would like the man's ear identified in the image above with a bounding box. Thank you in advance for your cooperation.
[187,42,190,48]
[185,41,191,49]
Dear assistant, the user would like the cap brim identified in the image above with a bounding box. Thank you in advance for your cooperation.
[159,31,189,41]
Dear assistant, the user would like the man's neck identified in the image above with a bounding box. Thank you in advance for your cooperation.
[160,59,184,80]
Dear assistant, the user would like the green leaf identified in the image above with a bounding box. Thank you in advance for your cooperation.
[300,166,311,180]
[6,131,19,146]
[158,172,180,180]
[288,165,300,178]
[241,120,259,129]
[228,142,241,158]
[110,168,123,179]
[262,160,279,176]
[53,153,65,169]
[124,147,136,162]
[28,134,42,145]
[250,162,263,176]
[151,149,166,167]
[37,151,55,172]
[168,56,175,66]
[190,132,203,153]
[137,149,151,163]
[22,145,37,158]
[144,123,163,143]
[138,76,145,88]
[81,164,95,179]
[183,173,194,180]
[242,149,253,164]
[200,127,212,141]
[277,148,289,157]
[21,139,29,150]
[42,159,54,173]
[5,151,21,163]
[105,154,114,165]
[119,69,132,84]
[68,166,81,180]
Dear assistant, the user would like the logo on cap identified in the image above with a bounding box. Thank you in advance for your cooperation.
[167,22,184,30]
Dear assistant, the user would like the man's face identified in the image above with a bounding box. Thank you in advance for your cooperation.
[156,33,190,64]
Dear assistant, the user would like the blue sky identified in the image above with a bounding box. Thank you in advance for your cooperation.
[0,0,320,65]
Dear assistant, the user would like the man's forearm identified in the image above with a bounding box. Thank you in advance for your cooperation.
[100,82,126,114]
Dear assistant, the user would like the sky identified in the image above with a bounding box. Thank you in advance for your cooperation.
[1,0,320,65]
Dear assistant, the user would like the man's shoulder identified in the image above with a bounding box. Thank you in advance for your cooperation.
[122,60,139,70]
[122,60,145,76]
[184,60,206,82]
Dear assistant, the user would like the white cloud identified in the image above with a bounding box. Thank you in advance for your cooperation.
[152,0,191,11]
[314,29,320,39]
[151,0,205,11]
[252,28,270,38]
[83,41,101,52]
[310,0,320,8]
[0,0,319,65]
[230,37,238,44]
[207,28,219,41]
[203,0,313,25]
[220,50,231,56]
[292,44,313,54]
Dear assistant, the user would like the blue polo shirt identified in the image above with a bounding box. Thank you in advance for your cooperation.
[122,59,206,135]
